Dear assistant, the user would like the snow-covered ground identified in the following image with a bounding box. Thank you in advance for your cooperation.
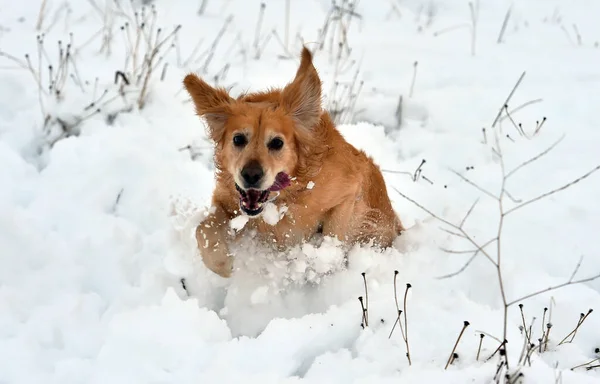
[1,0,600,382]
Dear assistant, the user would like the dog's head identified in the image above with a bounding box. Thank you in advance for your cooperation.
[183,47,322,216]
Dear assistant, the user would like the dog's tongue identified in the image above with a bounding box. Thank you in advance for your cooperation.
[269,172,291,191]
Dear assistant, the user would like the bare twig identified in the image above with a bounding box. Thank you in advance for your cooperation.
[361,272,369,326]
[491,71,526,128]
[496,6,512,44]
[571,357,599,371]
[558,309,593,345]
[445,321,470,369]
[403,283,412,365]
[504,134,565,179]
[409,61,418,98]
[505,165,600,215]
[476,333,485,361]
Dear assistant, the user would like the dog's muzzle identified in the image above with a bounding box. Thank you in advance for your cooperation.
[235,172,292,216]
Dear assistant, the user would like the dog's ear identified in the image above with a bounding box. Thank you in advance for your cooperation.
[281,47,322,130]
[183,74,233,142]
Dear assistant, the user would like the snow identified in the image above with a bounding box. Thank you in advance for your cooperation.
[230,214,250,232]
[1,0,600,383]
[261,202,288,226]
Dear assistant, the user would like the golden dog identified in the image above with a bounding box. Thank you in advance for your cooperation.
[183,47,403,277]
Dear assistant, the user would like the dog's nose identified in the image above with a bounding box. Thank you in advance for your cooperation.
[241,160,264,188]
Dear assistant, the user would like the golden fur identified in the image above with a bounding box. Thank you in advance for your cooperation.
[183,47,404,277]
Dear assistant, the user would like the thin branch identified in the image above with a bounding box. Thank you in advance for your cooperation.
[437,237,497,279]
[505,165,600,215]
[394,187,498,267]
[474,330,502,343]
[505,134,565,179]
[445,321,470,369]
[569,255,584,282]
[450,170,498,200]
[491,71,526,128]
[507,275,600,307]
[498,98,543,124]
[460,198,480,227]
[571,358,600,371]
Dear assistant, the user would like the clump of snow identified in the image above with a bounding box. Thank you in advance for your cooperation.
[230,214,250,232]
[307,181,315,190]
[1,0,600,383]
[262,202,288,225]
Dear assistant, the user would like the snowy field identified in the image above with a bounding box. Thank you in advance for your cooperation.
[1,0,600,382]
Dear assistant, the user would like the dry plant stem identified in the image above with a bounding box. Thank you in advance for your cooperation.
[358,296,367,327]
[498,98,543,124]
[403,283,412,365]
[436,237,495,279]
[476,333,485,361]
[388,310,402,339]
[36,0,48,31]
[570,358,599,371]
[468,1,478,56]
[518,304,530,344]
[491,71,526,128]
[475,330,502,344]
[503,105,526,137]
[534,117,547,135]
[543,323,552,351]
[486,339,507,362]
[409,61,418,98]
[504,164,600,215]
[198,0,209,15]
[361,272,369,326]
[497,6,512,44]
[393,270,400,311]
[541,307,547,337]
[253,3,266,56]
[504,135,565,180]
[506,272,600,306]
[558,309,593,345]
[445,321,470,369]
[395,130,600,358]
[388,271,406,340]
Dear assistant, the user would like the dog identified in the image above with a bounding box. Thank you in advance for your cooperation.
[183,47,404,278]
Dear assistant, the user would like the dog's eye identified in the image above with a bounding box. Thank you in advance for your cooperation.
[268,138,284,151]
[232,134,247,147]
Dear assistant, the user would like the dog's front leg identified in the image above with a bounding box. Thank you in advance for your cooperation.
[195,204,234,278]
[321,198,356,243]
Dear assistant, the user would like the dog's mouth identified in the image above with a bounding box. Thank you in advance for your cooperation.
[236,184,270,216]
[235,172,292,216]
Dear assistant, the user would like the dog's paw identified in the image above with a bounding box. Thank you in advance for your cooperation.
[204,253,234,278]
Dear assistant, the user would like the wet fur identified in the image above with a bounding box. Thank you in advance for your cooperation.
[183,47,404,277]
